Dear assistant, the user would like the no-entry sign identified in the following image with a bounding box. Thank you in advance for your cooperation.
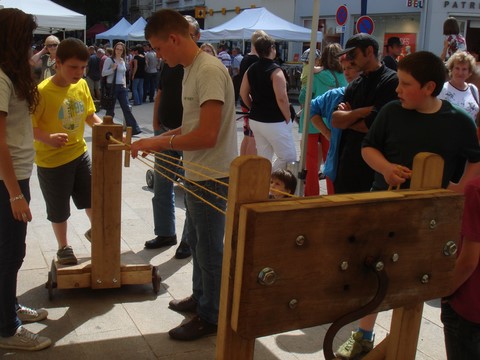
[356,15,375,35]
[336,5,348,26]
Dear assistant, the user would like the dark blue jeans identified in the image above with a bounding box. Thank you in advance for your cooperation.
[105,84,141,133]
[153,129,182,237]
[0,179,30,337]
[185,178,228,325]
[441,301,480,359]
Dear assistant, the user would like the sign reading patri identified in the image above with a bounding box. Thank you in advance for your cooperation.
[356,15,375,35]
[336,5,348,26]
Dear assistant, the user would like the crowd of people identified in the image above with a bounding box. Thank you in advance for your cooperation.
[1,6,480,359]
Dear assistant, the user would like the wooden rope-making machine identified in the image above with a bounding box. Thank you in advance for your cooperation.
[44,116,461,359]
[46,117,161,299]
[217,153,462,360]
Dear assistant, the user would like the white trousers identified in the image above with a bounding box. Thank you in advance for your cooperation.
[249,119,297,171]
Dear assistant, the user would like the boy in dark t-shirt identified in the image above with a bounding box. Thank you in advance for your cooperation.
[336,51,480,360]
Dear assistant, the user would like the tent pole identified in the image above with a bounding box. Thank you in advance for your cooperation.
[297,0,320,197]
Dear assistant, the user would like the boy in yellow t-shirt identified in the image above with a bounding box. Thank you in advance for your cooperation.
[32,38,102,265]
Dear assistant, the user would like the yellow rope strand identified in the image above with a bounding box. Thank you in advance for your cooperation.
[150,153,229,187]
[270,188,298,198]
[150,150,229,178]
[141,156,228,202]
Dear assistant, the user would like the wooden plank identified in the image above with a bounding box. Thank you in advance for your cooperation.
[57,273,91,289]
[231,191,462,338]
[216,156,271,360]
[120,269,152,285]
[91,118,123,289]
[386,304,424,360]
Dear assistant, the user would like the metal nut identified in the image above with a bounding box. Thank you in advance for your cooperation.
[429,219,437,229]
[112,278,118,283]
[295,235,306,246]
[258,267,277,286]
[340,261,349,271]
[443,241,458,256]
[96,279,102,284]
[288,299,298,309]
[375,261,384,272]
[421,274,430,284]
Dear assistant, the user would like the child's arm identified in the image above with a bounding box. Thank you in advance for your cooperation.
[362,146,412,187]
[85,113,103,128]
[33,127,68,148]
[448,161,480,193]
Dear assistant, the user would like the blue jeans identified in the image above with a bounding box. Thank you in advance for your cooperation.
[143,72,157,102]
[106,84,141,133]
[132,78,144,106]
[442,301,480,359]
[0,179,30,337]
[185,178,228,325]
[153,128,182,237]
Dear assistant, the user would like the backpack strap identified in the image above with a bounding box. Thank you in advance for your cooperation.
[469,84,479,105]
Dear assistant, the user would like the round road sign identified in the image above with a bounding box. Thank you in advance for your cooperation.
[336,5,348,26]
[356,15,375,35]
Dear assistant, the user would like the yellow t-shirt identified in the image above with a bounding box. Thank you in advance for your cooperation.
[32,78,95,168]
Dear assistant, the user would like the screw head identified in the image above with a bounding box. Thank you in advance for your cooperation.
[375,261,384,272]
[296,235,305,246]
[96,279,102,284]
[392,253,399,262]
[429,219,437,229]
[421,274,430,284]
[288,299,298,309]
[340,261,349,271]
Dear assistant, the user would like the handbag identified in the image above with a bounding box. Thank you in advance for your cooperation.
[100,61,117,110]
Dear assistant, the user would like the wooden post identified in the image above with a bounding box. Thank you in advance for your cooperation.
[216,156,272,360]
[91,116,123,289]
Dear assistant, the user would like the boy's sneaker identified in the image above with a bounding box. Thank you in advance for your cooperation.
[336,330,374,359]
[16,305,48,323]
[57,245,78,265]
[84,229,92,242]
[0,326,52,351]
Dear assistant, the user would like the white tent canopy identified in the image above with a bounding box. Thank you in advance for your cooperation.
[0,0,86,33]
[95,17,132,43]
[125,17,147,42]
[201,7,322,42]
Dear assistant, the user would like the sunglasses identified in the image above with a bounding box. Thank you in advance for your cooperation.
[46,44,58,48]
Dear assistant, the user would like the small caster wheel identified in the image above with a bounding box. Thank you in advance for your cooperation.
[47,271,55,301]
[146,169,154,189]
[152,266,162,294]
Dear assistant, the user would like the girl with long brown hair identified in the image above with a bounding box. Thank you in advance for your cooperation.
[0,8,51,351]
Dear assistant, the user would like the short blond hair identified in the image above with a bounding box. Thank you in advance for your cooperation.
[446,51,476,76]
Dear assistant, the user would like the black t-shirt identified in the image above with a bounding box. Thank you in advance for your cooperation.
[238,54,259,108]
[157,64,183,129]
[247,58,285,122]
[334,65,399,194]
[382,55,398,72]
[133,55,146,79]
[87,54,101,81]
[363,100,480,190]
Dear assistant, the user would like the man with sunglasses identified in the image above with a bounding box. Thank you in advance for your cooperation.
[331,33,398,195]
[31,35,60,82]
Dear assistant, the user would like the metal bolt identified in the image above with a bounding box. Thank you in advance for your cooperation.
[375,261,384,272]
[96,279,102,284]
[295,235,305,246]
[258,267,277,286]
[340,261,349,271]
[429,219,437,229]
[288,299,298,309]
[421,274,430,284]
[443,241,458,256]
[112,278,118,283]
[392,253,399,262]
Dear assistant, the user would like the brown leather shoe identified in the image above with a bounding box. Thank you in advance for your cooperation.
[169,295,197,313]
[168,315,217,341]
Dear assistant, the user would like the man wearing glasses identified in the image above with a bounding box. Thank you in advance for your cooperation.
[31,35,60,82]
[331,33,398,194]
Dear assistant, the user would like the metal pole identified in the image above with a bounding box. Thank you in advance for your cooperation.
[297,0,320,197]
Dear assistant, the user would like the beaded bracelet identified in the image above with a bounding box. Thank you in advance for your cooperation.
[10,194,24,203]
[169,134,177,150]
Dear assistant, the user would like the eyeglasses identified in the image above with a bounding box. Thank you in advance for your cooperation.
[46,44,58,48]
